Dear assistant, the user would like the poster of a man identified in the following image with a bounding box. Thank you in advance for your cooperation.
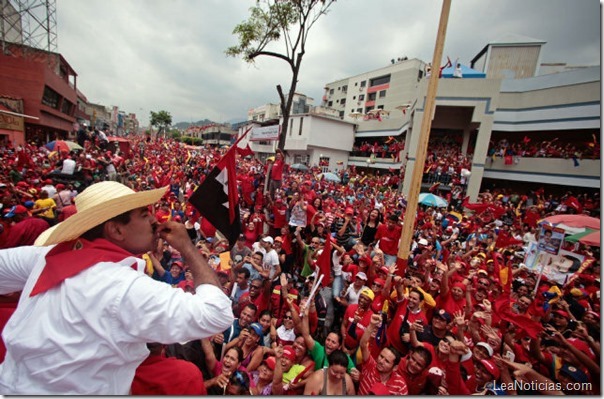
[537,225,564,255]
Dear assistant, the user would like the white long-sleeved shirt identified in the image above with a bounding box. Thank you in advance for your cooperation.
[0,245,234,394]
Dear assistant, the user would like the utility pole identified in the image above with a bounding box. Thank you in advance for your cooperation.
[396,0,452,270]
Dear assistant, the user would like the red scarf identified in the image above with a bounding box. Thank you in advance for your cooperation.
[30,238,135,297]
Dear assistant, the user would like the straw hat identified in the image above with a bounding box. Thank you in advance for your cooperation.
[34,181,167,246]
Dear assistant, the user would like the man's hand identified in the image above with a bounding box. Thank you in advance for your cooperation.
[156,221,193,253]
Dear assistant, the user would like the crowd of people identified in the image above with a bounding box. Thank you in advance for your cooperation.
[0,130,600,395]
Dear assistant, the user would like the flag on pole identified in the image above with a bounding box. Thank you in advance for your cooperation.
[188,127,252,247]
[188,146,241,247]
[236,143,254,158]
[316,237,332,287]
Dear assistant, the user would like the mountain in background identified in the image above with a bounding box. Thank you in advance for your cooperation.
[173,116,247,130]
[173,119,213,130]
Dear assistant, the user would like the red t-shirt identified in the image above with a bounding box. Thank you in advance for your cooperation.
[375,224,402,256]
[342,304,374,350]
[270,159,285,180]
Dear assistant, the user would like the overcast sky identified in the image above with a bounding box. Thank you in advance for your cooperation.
[56,0,601,127]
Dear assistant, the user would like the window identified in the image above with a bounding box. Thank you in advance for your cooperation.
[319,156,330,172]
[61,99,74,115]
[359,94,365,101]
[356,108,362,113]
[342,85,348,93]
[42,86,60,109]
[353,96,356,100]
[418,69,424,80]
[329,89,334,95]
[369,74,391,86]
[368,93,376,101]
[360,81,366,87]
[379,90,387,98]
[299,117,303,135]
[328,101,333,107]
[340,98,346,106]
[365,106,373,114]
[339,110,344,118]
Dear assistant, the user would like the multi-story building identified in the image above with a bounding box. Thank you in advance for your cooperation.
[0,42,79,145]
[322,34,600,200]
[240,93,354,170]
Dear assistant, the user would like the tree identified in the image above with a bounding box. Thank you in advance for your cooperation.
[149,110,173,138]
[226,0,335,151]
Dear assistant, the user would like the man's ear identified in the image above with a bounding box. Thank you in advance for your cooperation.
[103,220,126,242]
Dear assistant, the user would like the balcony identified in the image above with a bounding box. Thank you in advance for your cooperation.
[483,156,600,188]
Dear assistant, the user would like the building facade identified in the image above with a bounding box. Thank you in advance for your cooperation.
[322,35,600,200]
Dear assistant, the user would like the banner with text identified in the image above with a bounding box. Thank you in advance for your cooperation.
[249,125,280,141]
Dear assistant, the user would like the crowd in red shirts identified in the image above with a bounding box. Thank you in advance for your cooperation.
[0,132,600,395]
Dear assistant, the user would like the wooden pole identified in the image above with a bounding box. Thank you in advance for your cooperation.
[396,0,452,268]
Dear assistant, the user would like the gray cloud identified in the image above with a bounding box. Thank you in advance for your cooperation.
[56,0,600,127]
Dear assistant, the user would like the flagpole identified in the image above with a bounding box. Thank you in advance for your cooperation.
[396,0,452,272]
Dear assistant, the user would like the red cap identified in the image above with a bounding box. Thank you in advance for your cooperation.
[480,359,500,379]
[44,179,53,184]
[263,356,276,370]
[345,207,354,215]
[56,183,65,190]
[282,345,296,361]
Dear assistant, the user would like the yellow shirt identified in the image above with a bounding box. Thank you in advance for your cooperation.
[34,198,56,219]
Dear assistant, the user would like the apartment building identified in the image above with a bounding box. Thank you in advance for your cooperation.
[322,35,600,200]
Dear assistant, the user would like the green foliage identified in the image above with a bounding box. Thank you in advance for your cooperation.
[170,131,181,139]
[225,0,335,150]
[149,110,173,135]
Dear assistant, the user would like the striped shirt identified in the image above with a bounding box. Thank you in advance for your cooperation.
[358,354,408,395]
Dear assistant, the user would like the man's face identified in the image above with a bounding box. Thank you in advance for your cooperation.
[408,292,421,310]
[376,348,397,373]
[239,306,256,327]
[116,207,158,254]
[236,272,248,286]
[249,281,262,298]
[406,350,428,375]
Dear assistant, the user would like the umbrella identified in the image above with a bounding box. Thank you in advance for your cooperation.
[45,140,83,153]
[565,228,597,243]
[290,163,309,171]
[579,230,601,247]
[418,193,448,208]
[318,172,341,183]
[540,215,600,230]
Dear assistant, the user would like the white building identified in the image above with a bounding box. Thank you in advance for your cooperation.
[239,93,355,171]
[322,34,600,200]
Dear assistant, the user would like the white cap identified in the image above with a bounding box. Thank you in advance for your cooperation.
[356,271,368,280]
[262,236,274,244]
[418,238,429,246]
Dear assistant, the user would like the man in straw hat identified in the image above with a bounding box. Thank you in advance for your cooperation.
[0,181,234,394]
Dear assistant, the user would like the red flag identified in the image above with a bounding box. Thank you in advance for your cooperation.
[493,289,543,339]
[317,237,332,287]
[236,143,254,158]
[495,230,524,249]
[188,147,241,246]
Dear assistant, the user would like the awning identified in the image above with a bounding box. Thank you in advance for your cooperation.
[0,109,39,120]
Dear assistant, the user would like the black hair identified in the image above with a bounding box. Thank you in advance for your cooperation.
[385,345,402,366]
[242,303,258,315]
[409,288,425,302]
[236,267,251,279]
[327,349,348,368]
[409,346,432,370]
[80,209,133,241]
[226,346,244,363]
